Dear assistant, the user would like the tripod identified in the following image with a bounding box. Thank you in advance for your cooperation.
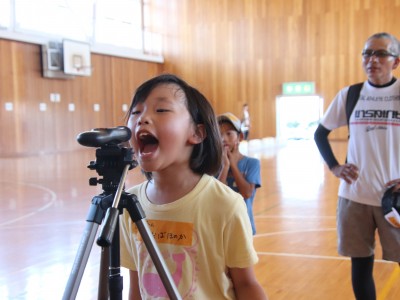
[62,139,181,299]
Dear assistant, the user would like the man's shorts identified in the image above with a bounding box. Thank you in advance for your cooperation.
[337,197,400,261]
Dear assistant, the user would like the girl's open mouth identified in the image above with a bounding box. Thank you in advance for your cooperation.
[137,131,159,155]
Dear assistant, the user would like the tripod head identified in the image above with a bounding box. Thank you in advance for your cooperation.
[77,126,138,193]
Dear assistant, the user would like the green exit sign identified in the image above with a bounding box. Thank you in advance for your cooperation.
[282,82,315,95]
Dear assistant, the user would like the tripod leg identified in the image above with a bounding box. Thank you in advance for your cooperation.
[135,219,181,300]
[98,247,109,300]
[62,222,99,300]
[108,221,123,300]
[123,193,182,300]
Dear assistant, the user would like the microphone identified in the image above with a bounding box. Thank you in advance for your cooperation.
[77,126,131,147]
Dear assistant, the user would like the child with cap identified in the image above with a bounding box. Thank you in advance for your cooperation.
[217,112,261,235]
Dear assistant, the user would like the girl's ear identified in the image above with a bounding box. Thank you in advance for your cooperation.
[189,124,206,145]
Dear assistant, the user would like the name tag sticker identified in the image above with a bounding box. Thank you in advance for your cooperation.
[134,219,193,246]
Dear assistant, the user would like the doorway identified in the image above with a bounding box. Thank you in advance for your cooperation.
[276,95,323,141]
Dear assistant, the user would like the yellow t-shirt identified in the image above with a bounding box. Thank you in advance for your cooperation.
[120,174,258,299]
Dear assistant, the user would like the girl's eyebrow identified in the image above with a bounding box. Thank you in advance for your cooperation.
[154,96,183,105]
[155,97,171,102]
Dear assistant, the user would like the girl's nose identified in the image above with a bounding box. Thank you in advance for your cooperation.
[138,112,150,125]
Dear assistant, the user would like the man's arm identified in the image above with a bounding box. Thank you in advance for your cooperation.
[314,124,358,183]
[314,124,339,169]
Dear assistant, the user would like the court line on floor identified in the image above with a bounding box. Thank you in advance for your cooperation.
[254,227,336,237]
[257,251,394,264]
[256,215,336,219]
[1,220,86,229]
[255,227,392,264]
[0,181,57,227]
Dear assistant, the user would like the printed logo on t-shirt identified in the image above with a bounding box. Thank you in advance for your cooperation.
[352,93,400,131]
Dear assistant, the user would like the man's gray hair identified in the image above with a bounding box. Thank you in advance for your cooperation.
[368,32,400,56]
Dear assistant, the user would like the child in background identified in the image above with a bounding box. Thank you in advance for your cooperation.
[120,74,267,299]
[217,112,261,235]
[241,104,250,140]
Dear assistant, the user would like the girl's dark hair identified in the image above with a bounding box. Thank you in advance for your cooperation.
[126,74,222,180]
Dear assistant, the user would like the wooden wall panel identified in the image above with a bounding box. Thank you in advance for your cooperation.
[3,0,400,156]
[157,0,400,141]
[0,39,162,157]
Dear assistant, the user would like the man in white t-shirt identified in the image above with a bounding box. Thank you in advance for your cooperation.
[314,32,400,300]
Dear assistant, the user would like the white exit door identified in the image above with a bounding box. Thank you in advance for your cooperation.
[276,95,323,141]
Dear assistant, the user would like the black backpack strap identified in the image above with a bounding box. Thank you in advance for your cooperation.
[344,82,364,164]
[346,82,363,125]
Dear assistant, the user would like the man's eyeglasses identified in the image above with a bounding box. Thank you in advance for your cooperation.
[362,49,398,59]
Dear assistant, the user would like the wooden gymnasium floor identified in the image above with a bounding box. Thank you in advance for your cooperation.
[1,140,399,300]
